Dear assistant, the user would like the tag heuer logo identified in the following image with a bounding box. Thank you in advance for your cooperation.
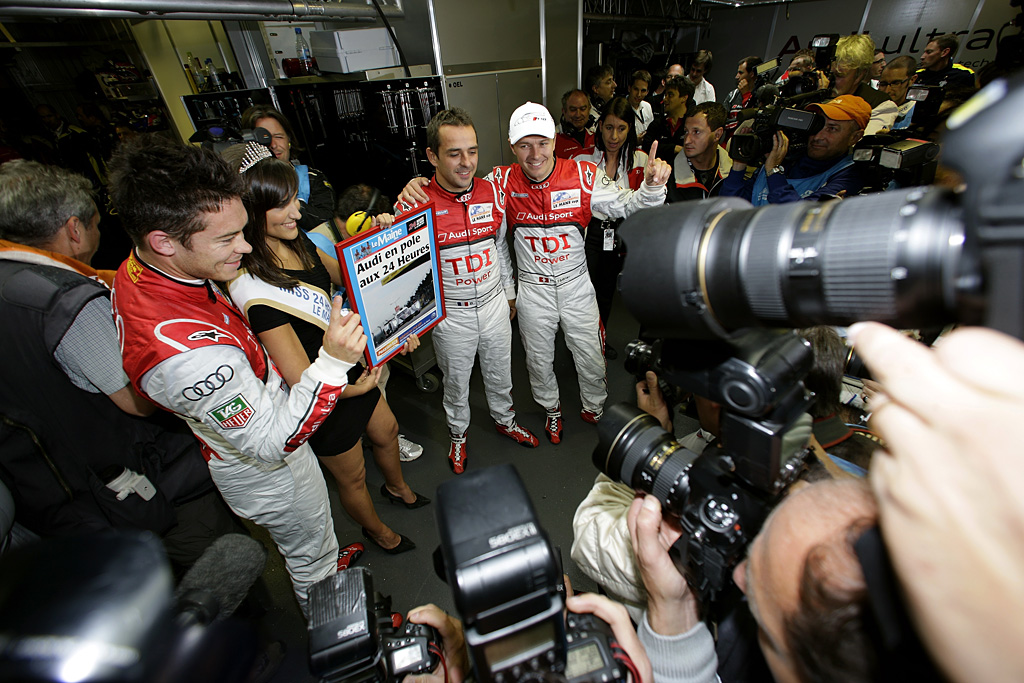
[209,394,254,429]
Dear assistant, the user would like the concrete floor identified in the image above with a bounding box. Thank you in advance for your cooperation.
[251,296,660,682]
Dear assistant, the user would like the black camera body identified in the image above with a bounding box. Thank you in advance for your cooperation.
[308,567,440,683]
[597,331,814,613]
[853,132,941,192]
[435,464,625,683]
[730,105,825,165]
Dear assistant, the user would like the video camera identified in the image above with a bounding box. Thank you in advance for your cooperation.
[730,95,828,165]
[594,73,1024,617]
[308,567,441,683]
[434,464,627,683]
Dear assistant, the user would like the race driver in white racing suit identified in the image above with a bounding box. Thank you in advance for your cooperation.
[109,136,366,618]
[395,108,538,474]
[401,102,670,444]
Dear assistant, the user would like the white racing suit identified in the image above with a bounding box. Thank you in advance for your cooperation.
[396,177,517,436]
[112,251,354,616]
[489,158,666,414]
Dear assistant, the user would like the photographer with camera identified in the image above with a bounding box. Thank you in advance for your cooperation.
[397,596,651,683]
[848,321,1024,683]
[829,35,897,135]
[631,477,879,683]
[720,95,869,205]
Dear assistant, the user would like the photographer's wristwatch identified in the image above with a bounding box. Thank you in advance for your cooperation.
[767,165,785,177]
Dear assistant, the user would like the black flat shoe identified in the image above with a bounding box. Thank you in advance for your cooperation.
[361,527,416,555]
[380,483,431,509]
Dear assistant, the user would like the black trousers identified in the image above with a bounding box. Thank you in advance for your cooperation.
[584,217,626,327]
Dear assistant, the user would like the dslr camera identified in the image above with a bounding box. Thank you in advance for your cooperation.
[596,74,1024,616]
[308,567,441,683]
[435,463,627,683]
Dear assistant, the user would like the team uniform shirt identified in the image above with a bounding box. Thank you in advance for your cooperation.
[488,157,666,413]
[556,124,597,159]
[113,250,353,613]
[395,177,519,434]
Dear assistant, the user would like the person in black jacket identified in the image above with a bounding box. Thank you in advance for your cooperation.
[0,160,238,570]
[641,76,695,171]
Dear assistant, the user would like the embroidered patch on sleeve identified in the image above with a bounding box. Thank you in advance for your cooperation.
[208,393,255,429]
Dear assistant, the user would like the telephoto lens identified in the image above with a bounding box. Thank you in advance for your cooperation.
[592,403,702,517]
[618,188,981,340]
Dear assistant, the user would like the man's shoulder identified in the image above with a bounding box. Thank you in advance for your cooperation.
[0,259,106,309]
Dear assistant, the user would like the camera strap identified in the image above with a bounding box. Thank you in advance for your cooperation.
[808,435,857,480]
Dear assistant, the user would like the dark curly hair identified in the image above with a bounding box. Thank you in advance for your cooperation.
[108,135,243,249]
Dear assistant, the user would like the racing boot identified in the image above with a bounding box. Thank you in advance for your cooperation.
[448,433,468,475]
[580,408,603,424]
[495,420,539,448]
[545,407,563,445]
[337,541,365,571]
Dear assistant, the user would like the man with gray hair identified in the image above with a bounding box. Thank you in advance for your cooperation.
[0,160,230,568]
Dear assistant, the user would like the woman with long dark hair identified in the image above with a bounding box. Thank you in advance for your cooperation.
[571,96,649,357]
[222,143,426,556]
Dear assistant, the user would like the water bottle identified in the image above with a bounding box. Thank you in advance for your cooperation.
[204,58,224,92]
[295,27,316,76]
[187,51,206,91]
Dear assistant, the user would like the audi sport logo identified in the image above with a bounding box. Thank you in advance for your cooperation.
[182,364,235,401]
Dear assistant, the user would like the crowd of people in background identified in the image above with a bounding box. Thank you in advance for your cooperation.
[3,23,1024,683]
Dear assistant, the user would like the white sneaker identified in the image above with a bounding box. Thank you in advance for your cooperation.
[398,434,423,462]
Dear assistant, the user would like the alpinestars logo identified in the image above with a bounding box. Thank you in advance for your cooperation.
[584,167,594,186]
[188,329,230,342]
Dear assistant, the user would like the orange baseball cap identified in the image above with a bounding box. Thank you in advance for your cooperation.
[807,95,871,130]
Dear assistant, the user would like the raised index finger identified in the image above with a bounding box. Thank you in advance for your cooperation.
[648,139,659,163]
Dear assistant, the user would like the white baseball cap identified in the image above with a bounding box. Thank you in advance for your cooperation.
[508,102,556,144]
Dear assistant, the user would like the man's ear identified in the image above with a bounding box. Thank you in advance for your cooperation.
[713,127,724,144]
[146,230,177,257]
[851,128,864,146]
[425,146,439,168]
[61,216,82,245]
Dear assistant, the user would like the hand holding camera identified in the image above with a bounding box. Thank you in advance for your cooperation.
[404,605,469,683]
[627,495,700,638]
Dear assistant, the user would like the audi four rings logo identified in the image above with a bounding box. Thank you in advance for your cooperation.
[182,365,235,401]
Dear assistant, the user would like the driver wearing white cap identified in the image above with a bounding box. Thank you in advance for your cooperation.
[493,102,670,443]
